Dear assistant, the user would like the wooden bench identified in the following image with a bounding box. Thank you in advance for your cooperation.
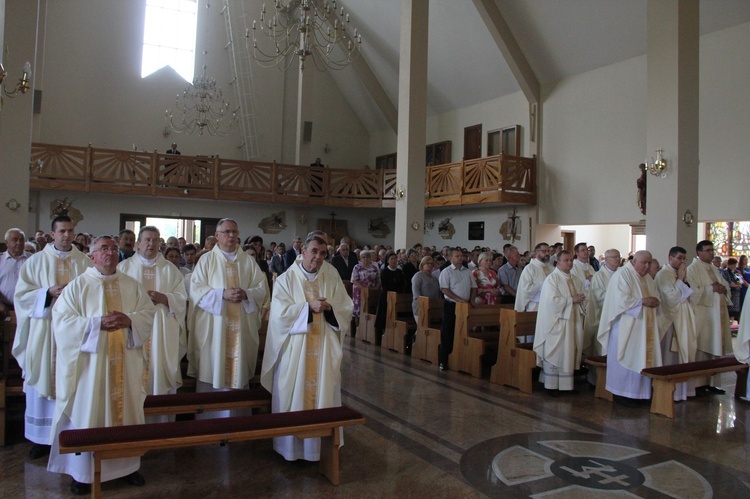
[143,387,271,417]
[357,288,380,344]
[490,309,537,393]
[413,297,443,365]
[584,355,612,401]
[642,356,749,418]
[1,315,22,447]
[381,292,415,355]
[450,303,508,378]
[59,405,366,497]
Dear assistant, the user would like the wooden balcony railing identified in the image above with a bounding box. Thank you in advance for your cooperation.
[29,143,535,208]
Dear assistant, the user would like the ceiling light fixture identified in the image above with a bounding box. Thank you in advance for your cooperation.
[251,0,362,71]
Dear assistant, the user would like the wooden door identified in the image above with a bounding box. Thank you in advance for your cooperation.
[463,124,482,160]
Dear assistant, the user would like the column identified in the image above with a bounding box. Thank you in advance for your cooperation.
[645,0,699,260]
[394,0,428,250]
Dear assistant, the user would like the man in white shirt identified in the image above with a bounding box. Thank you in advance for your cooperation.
[188,218,269,412]
[597,251,661,407]
[570,242,595,292]
[686,240,732,394]
[118,226,187,418]
[48,236,155,494]
[12,216,91,459]
[438,248,477,371]
[533,250,586,396]
[655,246,697,400]
[515,242,551,312]
[261,232,353,461]
[584,248,621,355]
[0,228,31,310]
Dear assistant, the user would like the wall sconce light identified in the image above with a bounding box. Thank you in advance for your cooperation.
[323,143,332,154]
[5,198,21,211]
[0,61,32,98]
[645,148,667,177]
[391,185,405,200]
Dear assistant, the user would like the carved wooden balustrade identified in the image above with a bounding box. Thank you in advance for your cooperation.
[29,143,535,208]
[424,154,536,207]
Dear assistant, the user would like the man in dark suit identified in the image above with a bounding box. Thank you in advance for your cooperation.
[331,243,358,281]
[285,236,303,267]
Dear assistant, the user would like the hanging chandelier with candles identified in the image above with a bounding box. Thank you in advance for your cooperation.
[166,2,237,136]
[251,0,362,71]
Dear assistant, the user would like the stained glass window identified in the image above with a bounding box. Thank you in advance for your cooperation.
[707,221,750,256]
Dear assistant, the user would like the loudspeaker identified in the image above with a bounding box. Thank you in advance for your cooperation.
[303,121,313,142]
[33,89,43,114]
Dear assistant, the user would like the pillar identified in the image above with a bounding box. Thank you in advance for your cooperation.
[394,0,428,250]
[645,0,699,260]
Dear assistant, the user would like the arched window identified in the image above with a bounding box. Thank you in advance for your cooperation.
[142,0,198,82]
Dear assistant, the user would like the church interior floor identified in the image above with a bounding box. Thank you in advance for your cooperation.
[2,337,749,498]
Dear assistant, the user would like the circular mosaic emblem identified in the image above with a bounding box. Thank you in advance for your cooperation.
[461,432,747,497]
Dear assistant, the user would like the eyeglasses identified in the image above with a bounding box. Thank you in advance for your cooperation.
[96,247,119,253]
[217,230,239,235]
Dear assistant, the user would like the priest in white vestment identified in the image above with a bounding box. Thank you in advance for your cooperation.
[570,242,595,292]
[655,247,698,401]
[514,242,551,313]
[118,226,186,421]
[686,240,732,394]
[188,218,269,408]
[733,292,750,400]
[12,216,92,458]
[533,251,586,394]
[47,236,155,494]
[261,232,353,461]
[583,249,621,356]
[597,251,662,407]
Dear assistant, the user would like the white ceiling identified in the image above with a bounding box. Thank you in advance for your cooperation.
[326,0,750,133]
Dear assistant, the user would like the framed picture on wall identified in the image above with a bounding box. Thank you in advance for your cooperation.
[468,221,485,240]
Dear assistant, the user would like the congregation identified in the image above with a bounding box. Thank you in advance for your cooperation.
[2,220,750,495]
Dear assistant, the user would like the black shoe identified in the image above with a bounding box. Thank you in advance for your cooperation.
[706,386,726,395]
[28,444,50,460]
[123,471,145,487]
[71,480,91,495]
[613,395,641,408]
[546,389,560,398]
[439,363,448,371]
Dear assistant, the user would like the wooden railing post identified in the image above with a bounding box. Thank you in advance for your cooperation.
[151,150,158,196]
[84,143,92,192]
[212,156,220,199]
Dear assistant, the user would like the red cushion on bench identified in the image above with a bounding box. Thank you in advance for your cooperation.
[59,406,363,449]
[642,356,745,376]
[586,355,607,364]
[143,388,270,409]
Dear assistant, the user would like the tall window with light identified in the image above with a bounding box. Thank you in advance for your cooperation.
[142,0,198,82]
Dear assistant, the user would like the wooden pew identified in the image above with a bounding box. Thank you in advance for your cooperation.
[413,297,443,365]
[450,303,508,378]
[381,292,415,354]
[143,387,271,417]
[584,355,612,401]
[1,314,22,447]
[642,356,749,418]
[490,308,537,393]
[59,406,366,497]
[357,288,380,344]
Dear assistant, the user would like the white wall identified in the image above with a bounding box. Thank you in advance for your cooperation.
[368,90,529,166]
[35,0,369,167]
[422,205,536,253]
[540,22,750,226]
[558,224,633,256]
[698,22,750,221]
